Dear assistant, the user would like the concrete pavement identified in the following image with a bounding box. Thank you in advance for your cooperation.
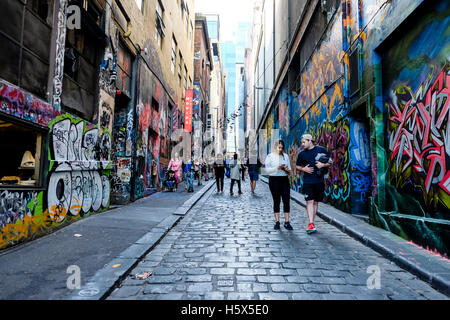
[0,179,215,300]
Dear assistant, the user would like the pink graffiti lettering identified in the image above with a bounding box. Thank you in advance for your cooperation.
[389,71,450,195]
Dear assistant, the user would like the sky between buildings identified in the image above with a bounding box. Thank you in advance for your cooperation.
[194,0,255,42]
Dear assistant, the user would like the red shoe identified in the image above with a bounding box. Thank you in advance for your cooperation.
[306,223,317,234]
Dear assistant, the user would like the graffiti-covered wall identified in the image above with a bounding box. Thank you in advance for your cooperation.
[134,61,171,199]
[0,113,111,249]
[374,0,449,255]
[262,0,449,256]
[270,7,363,214]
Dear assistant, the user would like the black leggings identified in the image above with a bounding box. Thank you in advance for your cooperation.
[216,174,224,191]
[268,176,290,213]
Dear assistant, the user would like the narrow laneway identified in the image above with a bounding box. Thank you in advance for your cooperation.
[108,179,447,300]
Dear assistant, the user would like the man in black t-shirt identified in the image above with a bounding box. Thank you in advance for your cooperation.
[296,134,332,234]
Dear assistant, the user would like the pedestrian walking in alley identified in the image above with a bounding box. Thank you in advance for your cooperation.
[296,134,332,234]
[247,156,262,195]
[194,161,202,186]
[241,159,247,181]
[151,159,158,188]
[201,161,208,181]
[213,154,225,193]
[168,153,182,186]
[225,157,231,179]
[229,154,243,196]
[263,140,293,230]
[184,159,193,191]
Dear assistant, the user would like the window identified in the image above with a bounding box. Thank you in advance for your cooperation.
[0,116,46,188]
[117,41,133,97]
[168,103,173,140]
[349,47,360,97]
[63,23,102,119]
[155,26,162,48]
[171,37,177,74]
[135,0,143,12]
[212,43,219,58]
[180,0,184,18]
[0,0,54,100]
[185,11,189,33]
[178,53,183,85]
[29,0,53,24]
[190,22,194,48]
[155,0,165,48]
[156,0,163,18]
[184,65,187,90]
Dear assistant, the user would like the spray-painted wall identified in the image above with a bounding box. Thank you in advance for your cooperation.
[262,0,449,256]
[134,61,171,199]
[0,112,111,249]
[370,0,449,256]
[0,0,114,249]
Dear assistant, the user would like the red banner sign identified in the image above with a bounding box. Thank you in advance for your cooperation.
[185,89,193,133]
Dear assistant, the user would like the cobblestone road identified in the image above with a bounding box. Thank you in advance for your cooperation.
[108,179,448,300]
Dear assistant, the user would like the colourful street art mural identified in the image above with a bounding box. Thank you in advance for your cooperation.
[376,0,450,256]
[388,70,450,212]
[134,62,172,198]
[110,105,134,204]
[262,0,449,256]
[0,113,111,249]
[0,80,60,126]
[290,10,345,129]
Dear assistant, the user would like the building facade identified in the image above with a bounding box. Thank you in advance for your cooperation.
[193,14,213,162]
[204,14,227,157]
[250,0,450,257]
[0,0,195,250]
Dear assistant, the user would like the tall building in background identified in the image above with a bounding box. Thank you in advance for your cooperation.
[193,14,213,162]
[221,21,251,156]
[234,22,252,158]
[221,41,237,155]
[203,14,226,156]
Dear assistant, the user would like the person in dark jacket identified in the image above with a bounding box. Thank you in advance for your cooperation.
[213,154,225,193]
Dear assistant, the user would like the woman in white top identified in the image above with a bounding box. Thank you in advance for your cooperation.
[263,140,293,230]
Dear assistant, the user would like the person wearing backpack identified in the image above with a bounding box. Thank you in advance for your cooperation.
[296,134,332,234]
[263,140,293,230]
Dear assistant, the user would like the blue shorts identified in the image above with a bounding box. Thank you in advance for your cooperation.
[249,172,259,181]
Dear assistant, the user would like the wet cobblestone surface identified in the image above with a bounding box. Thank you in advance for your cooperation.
[108,179,448,300]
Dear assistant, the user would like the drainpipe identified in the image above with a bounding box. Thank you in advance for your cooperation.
[114,0,132,38]
[102,0,113,69]
[124,21,132,38]
[105,0,111,38]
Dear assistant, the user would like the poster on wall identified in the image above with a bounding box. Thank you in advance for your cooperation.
[185,89,193,133]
